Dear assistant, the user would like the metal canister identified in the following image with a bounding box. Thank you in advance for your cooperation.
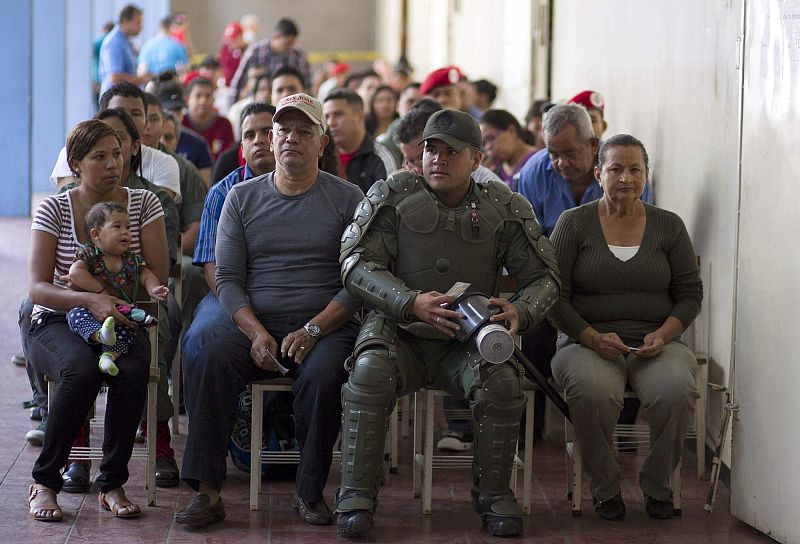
[475,323,515,363]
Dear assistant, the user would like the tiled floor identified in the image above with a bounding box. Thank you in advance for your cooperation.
[0,217,775,544]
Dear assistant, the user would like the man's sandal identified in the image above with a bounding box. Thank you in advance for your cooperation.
[98,488,141,519]
[28,484,63,522]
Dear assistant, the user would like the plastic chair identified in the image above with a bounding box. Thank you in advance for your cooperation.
[411,379,536,515]
[46,301,160,506]
[564,386,690,517]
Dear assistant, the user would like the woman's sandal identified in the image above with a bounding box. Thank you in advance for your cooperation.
[29,484,63,522]
[98,488,141,519]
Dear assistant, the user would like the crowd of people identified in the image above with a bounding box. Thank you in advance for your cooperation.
[17,4,704,539]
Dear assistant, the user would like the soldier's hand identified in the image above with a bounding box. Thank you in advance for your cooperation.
[250,330,280,371]
[488,297,519,336]
[411,291,463,338]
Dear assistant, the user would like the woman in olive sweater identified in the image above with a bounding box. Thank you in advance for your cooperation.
[549,134,702,521]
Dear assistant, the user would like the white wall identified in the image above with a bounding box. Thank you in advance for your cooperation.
[550,0,744,462]
[172,0,377,61]
[379,0,541,120]
[730,2,800,541]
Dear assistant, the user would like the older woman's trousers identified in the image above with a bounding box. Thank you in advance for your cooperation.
[551,340,699,502]
[25,312,150,493]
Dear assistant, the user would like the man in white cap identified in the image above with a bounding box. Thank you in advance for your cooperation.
[175,94,364,529]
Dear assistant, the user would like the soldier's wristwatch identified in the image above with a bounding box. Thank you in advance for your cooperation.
[304,322,322,338]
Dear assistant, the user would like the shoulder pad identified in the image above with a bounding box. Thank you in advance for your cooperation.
[485,180,514,206]
[352,198,373,227]
[509,193,536,220]
[366,179,391,206]
[342,180,397,263]
[340,222,363,262]
[386,170,421,194]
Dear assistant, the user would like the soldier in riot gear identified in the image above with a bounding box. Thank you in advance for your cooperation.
[335,109,560,538]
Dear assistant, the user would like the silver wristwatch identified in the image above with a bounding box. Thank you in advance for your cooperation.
[304,322,322,338]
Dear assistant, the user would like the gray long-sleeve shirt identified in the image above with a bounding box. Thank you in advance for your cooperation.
[216,171,364,320]
[548,200,702,345]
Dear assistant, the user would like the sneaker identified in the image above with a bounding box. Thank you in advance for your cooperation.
[26,420,46,447]
[436,430,473,451]
[10,352,25,367]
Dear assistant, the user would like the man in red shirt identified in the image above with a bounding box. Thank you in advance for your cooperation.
[182,77,234,163]
[322,88,396,193]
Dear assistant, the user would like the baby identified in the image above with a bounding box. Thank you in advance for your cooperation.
[67,202,168,376]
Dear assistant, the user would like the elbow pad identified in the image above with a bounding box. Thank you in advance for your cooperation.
[342,253,416,323]
[515,274,560,332]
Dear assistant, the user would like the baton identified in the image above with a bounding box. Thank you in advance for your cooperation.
[513,346,571,421]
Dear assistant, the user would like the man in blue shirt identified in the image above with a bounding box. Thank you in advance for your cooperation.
[182,102,276,363]
[518,103,652,237]
[517,103,652,441]
[138,16,189,77]
[98,5,151,95]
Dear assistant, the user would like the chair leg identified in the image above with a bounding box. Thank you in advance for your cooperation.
[250,386,264,511]
[671,461,682,516]
[696,363,707,479]
[520,390,534,514]
[146,325,158,506]
[565,416,582,516]
[571,440,582,516]
[171,275,182,436]
[511,443,518,497]
[422,389,434,514]
[412,392,422,498]
[171,344,181,436]
[401,395,411,438]
[389,399,399,474]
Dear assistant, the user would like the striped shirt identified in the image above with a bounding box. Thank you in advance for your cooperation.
[230,39,310,99]
[31,188,164,317]
[193,164,255,266]
[374,140,398,180]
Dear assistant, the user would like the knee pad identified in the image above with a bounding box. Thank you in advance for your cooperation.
[342,349,396,408]
[340,349,396,491]
[474,362,525,420]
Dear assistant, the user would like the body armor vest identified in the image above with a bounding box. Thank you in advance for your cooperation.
[392,183,504,296]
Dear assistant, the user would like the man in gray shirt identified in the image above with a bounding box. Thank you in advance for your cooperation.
[176,94,363,529]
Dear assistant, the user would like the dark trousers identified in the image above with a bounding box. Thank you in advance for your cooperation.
[521,320,558,438]
[181,313,357,502]
[26,312,149,493]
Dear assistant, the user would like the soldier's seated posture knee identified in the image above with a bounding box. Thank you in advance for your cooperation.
[336,348,397,537]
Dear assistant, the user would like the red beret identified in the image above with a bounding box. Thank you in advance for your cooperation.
[420,66,462,96]
[182,70,201,86]
[330,62,350,76]
[223,21,242,41]
[569,90,605,111]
